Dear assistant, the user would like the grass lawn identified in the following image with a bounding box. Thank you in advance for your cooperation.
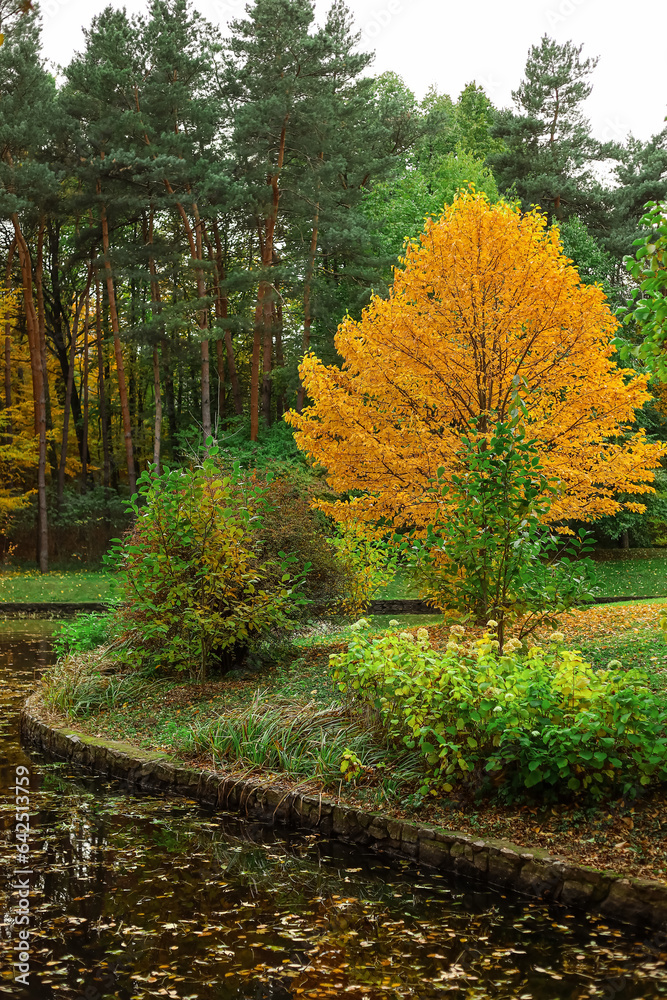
[593,557,667,598]
[380,556,667,601]
[0,569,112,603]
[2,553,663,606]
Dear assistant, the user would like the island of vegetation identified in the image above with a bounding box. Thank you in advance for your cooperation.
[1,0,667,896]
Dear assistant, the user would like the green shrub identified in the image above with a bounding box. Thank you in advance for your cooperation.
[53,612,118,658]
[403,414,595,646]
[253,472,357,619]
[105,452,311,678]
[332,623,667,802]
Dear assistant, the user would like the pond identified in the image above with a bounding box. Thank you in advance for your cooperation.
[1,621,666,999]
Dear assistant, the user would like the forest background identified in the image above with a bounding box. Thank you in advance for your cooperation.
[1,0,666,572]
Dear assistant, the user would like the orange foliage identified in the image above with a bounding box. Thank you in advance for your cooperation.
[288,192,664,529]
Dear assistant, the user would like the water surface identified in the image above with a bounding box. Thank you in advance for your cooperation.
[1,622,666,999]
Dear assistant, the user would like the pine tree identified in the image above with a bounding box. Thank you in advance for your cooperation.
[490,35,605,224]
[226,0,327,439]
[606,126,667,265]
[62,6,146,495]
[140,0,228,448]
[0,9,58,570]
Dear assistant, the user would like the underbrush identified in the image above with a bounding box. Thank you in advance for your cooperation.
[53,611,119,658]
[332,621,667,804]
[169,697,391,785]
[41,652,158,719]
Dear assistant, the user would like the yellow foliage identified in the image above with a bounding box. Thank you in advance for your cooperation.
[288,192,664,529]
[0,291,35,523]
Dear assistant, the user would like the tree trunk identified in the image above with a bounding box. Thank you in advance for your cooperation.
[58,271,90,504]
[262,277,273,428]
[94,276,111,489]
[12,215,48,572]
[164,338,176,458]
[49,222,85,461]
[35,221,59,478]
[193,205,211,443]
[252,119,288,440]
[145,210,165,472]
[273,280,285,420]
[81,284,89,492]
[152,345,162,472]
[297,199,320,413]
[58,300,78,505]
[164,183,212,444]
[215,338,225,427]
[250,282,264,442]
[99,190,136,496]
[211,219,242,417]
[3,237,15,437]
[621,530,630,551]
[4,333,10,423]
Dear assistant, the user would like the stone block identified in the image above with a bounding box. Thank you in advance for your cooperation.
[560,878,597,908]
[418,838,450,868]
[487,846,523,883]
[368,820,389,841]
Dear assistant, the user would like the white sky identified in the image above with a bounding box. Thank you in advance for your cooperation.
[39,0,667,143]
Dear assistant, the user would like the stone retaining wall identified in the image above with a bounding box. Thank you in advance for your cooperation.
[20,696,667,931]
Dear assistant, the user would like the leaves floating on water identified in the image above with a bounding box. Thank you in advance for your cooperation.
[1,633,667,998]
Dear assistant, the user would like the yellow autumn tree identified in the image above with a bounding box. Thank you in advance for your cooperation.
[0,289,37,532]
[287,191,664,529]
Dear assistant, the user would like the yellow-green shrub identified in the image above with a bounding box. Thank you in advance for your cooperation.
[331,624,667,802]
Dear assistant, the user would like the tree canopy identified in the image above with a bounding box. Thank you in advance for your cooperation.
[288,192,663,529]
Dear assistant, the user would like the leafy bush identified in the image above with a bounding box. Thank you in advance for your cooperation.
[404,414,596,645]
[332,623,667,803]
[254,472,358,619]
[105,452,312,678]
[53,612,118,658]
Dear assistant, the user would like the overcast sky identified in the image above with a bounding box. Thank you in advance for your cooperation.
[38,0,667,143]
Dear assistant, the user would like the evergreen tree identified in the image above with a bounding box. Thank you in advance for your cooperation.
[0,9,58,569]
[490,35,605,224]
[225,0,327,439]
[605,126,667,265]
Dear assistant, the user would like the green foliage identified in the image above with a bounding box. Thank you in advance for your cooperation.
[362,149,498,280]
[557,216,621,307]
[593,471,667,549]
[53,611,118,658]
[41,654,152,719]
[340,747,366,782]
[255,472,358,620]
[402,415,595,646]
[329,527,399,615]
[332,625,667,803]
[105,449,309,677]
[178,700,382,784]
[619,200,667,375]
